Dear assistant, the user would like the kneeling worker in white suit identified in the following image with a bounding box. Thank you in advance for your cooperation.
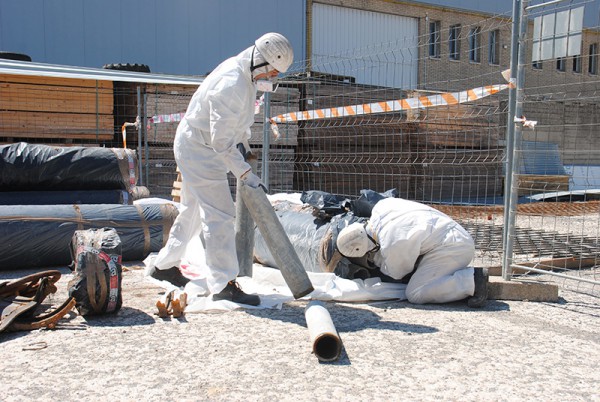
[336,197,489,307]
[147,33,294,306]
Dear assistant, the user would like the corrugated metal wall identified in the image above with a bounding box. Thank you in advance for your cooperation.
[0,0,306,76]
[311,3,419,88]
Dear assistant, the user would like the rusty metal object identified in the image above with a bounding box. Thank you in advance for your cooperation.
[0,270,62,300]
[10,297,76,331]
[0,270,75,332]
[155,289,187,318]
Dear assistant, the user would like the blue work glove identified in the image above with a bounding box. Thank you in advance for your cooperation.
[241,170,267,193]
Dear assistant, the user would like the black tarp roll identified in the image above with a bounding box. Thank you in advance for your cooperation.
[0,203,178,270]
[0,142,138,191]
[253,202,367,278]
[0,190,131,205]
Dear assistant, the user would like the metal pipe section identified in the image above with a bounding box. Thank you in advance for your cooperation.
[305,301,342,362]
[235,153,258,277]
[238,184,314,299]
[261,92,271,189]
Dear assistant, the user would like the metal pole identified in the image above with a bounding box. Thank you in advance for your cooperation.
[262,92,271,190]
[137,86,143,185]
[503,0,528,281]
[502,0,521,277]
[143,92,149,187]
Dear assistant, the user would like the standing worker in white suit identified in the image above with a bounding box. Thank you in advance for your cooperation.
[336,197,488,307]
[147,33,294,306]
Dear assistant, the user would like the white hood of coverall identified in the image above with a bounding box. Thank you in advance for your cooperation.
[177,46,257,179]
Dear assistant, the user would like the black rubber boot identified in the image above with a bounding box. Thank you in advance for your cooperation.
[149,266,190,288]
[467,267,489,308]
[213,280,260,306]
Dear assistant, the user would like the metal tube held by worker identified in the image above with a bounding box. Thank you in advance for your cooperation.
[305,301,342,362]
[235,153,258,277]
[239,184,314,299]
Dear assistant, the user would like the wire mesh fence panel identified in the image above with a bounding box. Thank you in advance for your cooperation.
[0,1,598,298]
[504,0,600,296]
[265,7,517,271]
[143,84,196,199]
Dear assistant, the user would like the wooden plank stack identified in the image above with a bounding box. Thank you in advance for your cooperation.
[0,74,114,141]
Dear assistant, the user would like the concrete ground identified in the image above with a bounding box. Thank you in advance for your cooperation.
[1,263,599,402]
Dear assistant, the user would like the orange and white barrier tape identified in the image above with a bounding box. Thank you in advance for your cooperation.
[269,70,514,138]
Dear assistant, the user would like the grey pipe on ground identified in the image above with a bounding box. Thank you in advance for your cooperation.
[305,301,342,362]
[238,184,314,299]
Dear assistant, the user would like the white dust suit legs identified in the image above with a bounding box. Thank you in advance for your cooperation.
[404,226,476,304]
[153,140,239,294]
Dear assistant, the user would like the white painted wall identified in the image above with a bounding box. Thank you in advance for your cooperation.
[311,3,419,88]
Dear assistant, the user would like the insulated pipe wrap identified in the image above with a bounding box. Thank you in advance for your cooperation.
[305,301,342,362]
[238,184,314,299]
[235,155,258,278]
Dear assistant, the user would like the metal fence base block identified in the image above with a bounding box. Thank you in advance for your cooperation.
[488,277,559,302]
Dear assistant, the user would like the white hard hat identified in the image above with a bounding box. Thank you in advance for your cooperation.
[336,222,370,258]
[255,32,294,73]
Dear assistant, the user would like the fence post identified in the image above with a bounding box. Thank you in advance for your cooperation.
[503,0,528,280]
[137,86,143,186]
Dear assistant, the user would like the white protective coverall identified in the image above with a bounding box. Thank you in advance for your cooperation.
[153,46,257,293]
[368,198,476,304]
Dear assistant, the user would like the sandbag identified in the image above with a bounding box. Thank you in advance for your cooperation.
[0,203,178,270]
[68,228,123,316]
[0,142,138,191]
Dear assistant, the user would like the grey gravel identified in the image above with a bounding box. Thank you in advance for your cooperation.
[1,263,599,402]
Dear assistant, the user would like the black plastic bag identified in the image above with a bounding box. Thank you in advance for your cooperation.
[350,188,398,217]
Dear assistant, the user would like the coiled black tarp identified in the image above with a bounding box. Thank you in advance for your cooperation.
[0,203,178,270]
[254,189,398,280]
[0,142,138,191]
[253,201,368,279]
[0,190,130,205]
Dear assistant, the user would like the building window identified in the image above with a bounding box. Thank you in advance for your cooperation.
[589,43,598,75]
[557,57,566,72]
[449,24,461,60]
[469,27,481,63]
[573,55,581,73]
[488,29,500,65]
[532,60,543,69]
[428,20,441,58]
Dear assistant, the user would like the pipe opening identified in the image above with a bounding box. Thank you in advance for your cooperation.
[314,334,342,361]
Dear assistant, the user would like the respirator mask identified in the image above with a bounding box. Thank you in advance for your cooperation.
[255,79,279,93]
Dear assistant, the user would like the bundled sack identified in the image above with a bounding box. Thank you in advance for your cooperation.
[68,228,123,316]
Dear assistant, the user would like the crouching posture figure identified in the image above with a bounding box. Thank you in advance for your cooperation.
[336,197,488,307]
